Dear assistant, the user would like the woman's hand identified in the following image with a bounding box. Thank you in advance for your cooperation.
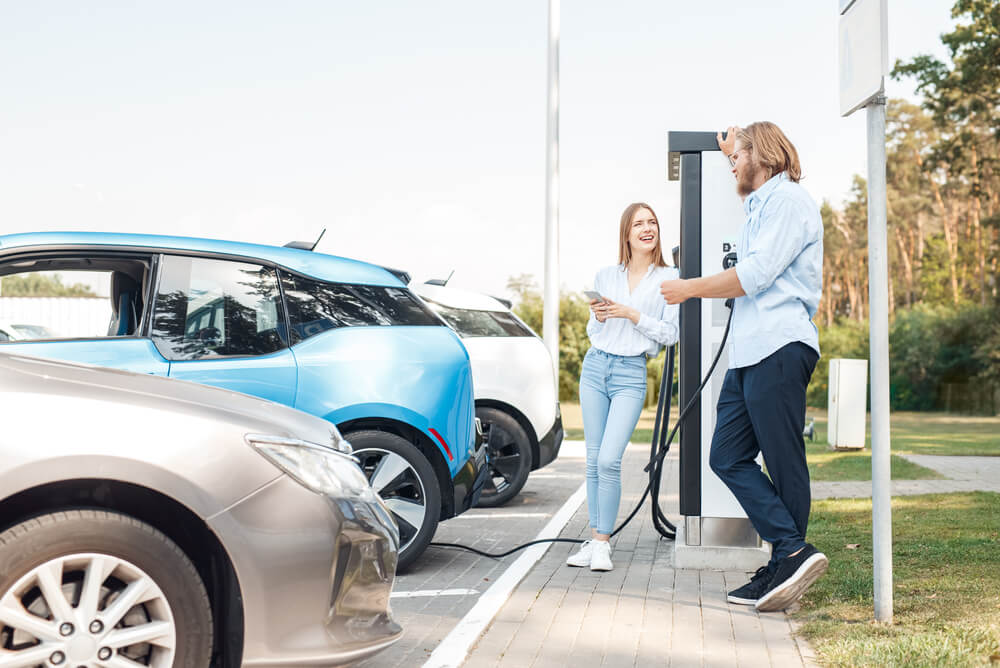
[590,298,608,323]
[596,298,639,324]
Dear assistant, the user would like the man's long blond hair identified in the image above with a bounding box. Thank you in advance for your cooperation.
[618,202,668,268]
[736,122,802,182]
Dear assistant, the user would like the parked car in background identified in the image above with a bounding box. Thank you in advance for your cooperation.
[0,321,57,341]
[0,351,401,666]
[0,232,487,569]
[412,281,562,506]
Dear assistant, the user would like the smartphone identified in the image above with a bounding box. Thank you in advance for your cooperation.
[584,290,607,303]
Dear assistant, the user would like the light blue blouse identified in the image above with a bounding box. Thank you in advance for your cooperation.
[586,264,680,358]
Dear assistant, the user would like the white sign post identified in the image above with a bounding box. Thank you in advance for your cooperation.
[839,0,893,624]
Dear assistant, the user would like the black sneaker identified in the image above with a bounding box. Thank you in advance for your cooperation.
[755,543,828,612]
[727,566,774,606]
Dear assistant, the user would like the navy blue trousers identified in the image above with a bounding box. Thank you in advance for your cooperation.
[709,342,819,568]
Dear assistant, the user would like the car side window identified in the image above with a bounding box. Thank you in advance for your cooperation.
[424,301,535,338]
[0,262,150,340]
[151,256,287,360]
[280,271,439,344]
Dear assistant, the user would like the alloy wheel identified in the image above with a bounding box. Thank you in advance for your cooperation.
[482,422,523,497]
[0,552,176,667]
[353,448,428,556]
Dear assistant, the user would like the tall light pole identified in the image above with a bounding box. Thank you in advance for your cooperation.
[543,0,560,383]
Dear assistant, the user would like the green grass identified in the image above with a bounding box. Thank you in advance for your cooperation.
[564,424,942,482]
[859,412,1000,457]
[565,404,1000,457]
[806,422,941,482]
[795,492,1000,667]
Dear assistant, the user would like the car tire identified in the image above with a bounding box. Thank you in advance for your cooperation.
[475,407,533,508]
[0,509,212,666]
[347,430,441,571]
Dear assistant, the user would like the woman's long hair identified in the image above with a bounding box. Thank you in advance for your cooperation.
[618,202,668,268]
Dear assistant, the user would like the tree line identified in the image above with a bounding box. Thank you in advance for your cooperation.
[0,274,98,298]
[513,1,999,414]
[817,0,998,413]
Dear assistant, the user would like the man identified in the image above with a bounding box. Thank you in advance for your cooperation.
[659,122,826,613]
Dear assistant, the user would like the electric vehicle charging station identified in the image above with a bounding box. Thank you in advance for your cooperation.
[667,131,770,570]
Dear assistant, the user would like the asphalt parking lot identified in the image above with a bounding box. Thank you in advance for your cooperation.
[358,446,588,667]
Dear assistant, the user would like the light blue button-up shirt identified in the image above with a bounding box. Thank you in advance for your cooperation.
[730,172,823,368]
[587,264,680,358]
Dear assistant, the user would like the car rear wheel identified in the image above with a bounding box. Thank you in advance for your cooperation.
[475,407,533,508]
[0,509,212,667]
[347,430,441,571]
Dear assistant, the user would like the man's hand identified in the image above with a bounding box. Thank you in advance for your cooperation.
[660,279,693,305]
[717,126,739,158]
[661,269,746,304]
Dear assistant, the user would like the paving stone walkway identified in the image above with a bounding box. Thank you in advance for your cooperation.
[462,444,819,668]
[459,446,998,667]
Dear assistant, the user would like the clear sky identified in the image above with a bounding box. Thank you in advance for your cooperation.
[0,1,957,299]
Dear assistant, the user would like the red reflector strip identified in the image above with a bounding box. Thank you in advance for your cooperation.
[428,428,453,461]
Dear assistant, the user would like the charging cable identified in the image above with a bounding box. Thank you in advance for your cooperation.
[428,304,735,559]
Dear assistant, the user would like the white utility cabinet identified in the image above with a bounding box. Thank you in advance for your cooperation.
[828,358,869,449]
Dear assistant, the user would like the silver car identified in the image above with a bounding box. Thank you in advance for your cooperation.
[0,352,402,666]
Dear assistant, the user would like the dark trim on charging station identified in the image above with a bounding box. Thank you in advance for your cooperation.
[667,131,722,518]
[667,131,722,154]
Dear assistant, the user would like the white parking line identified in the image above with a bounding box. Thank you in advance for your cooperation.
[422,481,587,668]
[559,439,650,459]
[391,588,479,599]
[526,473,578,479]
[451,512,550,519]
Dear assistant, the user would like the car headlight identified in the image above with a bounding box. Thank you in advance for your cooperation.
[245,433,377,504]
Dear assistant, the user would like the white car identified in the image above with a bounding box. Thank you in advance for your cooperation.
[0,321,56,342]
[412,282,563,506]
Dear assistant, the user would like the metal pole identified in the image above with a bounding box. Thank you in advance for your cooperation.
[543,0,560,383]
[866,94,893,623]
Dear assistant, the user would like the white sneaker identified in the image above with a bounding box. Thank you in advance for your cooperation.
[566,540,594,567]
[590,540,613,571]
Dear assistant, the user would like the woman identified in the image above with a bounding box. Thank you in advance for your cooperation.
[567,202,679,571]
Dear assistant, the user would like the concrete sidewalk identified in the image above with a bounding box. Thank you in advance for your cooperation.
[462,443,819,668]
[812,453,1000,499]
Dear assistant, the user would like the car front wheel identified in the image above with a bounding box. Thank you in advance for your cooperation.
[0,509,212,667]
[347,430,441,571]
[474,407,533,507]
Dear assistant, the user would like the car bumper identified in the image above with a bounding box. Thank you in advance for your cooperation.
[534,411,564,470]
[209,475,402,666]
[451,420,488,515]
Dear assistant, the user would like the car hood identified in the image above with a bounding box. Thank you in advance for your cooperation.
[0,352,338,447]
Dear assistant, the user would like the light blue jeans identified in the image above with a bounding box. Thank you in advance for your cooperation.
[579,347,647,535]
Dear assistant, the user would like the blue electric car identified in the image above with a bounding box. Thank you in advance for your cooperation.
[0,232,486,569]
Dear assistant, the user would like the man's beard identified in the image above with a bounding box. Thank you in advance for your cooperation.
[737,163,758,198]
